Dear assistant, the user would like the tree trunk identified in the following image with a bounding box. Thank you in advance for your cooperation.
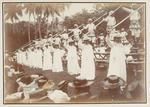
[33,14,37,40]
[28,15,31,42]
[38,16,42,39]
[46,17,49,35]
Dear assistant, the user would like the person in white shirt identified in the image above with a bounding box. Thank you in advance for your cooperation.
[84,18,96,43]
[69,24,81,41]
[52,43,65,72]
[120,28,128,43]
[97,33,105,46]
[103,11,116,33]
[61,31,69,47]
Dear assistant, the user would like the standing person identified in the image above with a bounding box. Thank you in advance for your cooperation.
[120,28,128,43]
[83,18,96,44]
[36,46,43,69]
[61,31,69,47]
[71,24,81,41]
[42,45,53,71]
[77,36,95,80]
[97,33,105,46]
[52,42,65,72]
[66,39,80,75]
[105,32,127,82]
[103,11,116,33]
[122,5,141,43]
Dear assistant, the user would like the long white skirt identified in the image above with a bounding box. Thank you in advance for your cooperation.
[79,45,95,80]
[43,51,52,70]
[52,49,64,72]
[107,45,127,82]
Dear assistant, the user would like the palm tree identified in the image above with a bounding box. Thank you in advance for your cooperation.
[24,3,36,42]
[4,3,23,32]
[33,3,70,38]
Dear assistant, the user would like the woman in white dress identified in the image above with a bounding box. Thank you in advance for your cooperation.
[105,32,127,82]
[36,47,43,69]
[77,36,95,80]
[43,45,52,71]
[66,39,80,75]
[52,43,65,72]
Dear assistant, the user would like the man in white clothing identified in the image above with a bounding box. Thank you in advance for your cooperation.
[103,11,116,33]
[83,18,96,43]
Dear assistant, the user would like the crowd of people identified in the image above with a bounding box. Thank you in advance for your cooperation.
[4,6,145,103]
[13,7,142,81]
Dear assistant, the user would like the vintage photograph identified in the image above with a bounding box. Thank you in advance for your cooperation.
[3,2,146,104]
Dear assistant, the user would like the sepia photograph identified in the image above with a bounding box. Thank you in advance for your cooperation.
[2,1,147,104]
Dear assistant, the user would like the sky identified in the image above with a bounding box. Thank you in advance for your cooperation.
[5,3,95,23]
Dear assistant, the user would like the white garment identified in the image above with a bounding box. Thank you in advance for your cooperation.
[37,50,43,69]
[79,44,95,80]
[43,48,52,70]
[16,51,22,64]
[84,23,96,36]
[72,28,81,36]
[22,52,27,65]
[26,50,32,67]
[120,31,128,42]
[107,43,127,82]
[66,46,80,75]
[48,90,70,103]
[124,44,132,54]
[52,48,65,72]
[61,33,68,40]
[130,10,140,21]
[104,16,116,26]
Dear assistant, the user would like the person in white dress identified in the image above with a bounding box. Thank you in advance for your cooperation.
[105,32,127,82]
[42,45,53,71]
[61,31,69,47]
[52,43,65,72]
[83,18,96,43]
[36,46,43,69]
[66,39,80,75]
[16,49,22,65]
[103,11,116,33]
[77,36,95,80]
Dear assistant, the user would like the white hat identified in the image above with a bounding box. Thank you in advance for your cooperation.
[88,18,92,22]
[74,24,78,27]
[48,90,70,103]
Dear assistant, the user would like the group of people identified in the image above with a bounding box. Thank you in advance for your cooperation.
[14,6,142,83]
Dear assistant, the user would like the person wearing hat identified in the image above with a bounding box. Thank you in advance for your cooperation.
[83,18,96,43]
[65,39,80,75]
[100,75,126,100]
[52,42,65,72]
[77,36,95,80]
[122,5,141,43]
[68,24,81,41]
[42,45,53,71]
[120,28,128,43]
[103,10,116,33]
[105,32,127,82]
